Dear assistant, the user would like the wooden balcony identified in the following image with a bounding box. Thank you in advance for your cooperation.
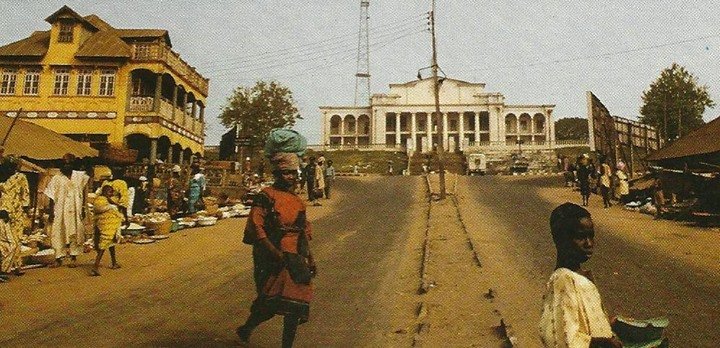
[131,43,209,96]
[126,97,204,138]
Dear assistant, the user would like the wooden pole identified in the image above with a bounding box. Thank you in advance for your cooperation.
[431,0,446,199]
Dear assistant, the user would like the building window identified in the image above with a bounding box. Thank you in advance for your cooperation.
[1,69,18,95]
[99,69,115,96]
[76,69,93,95]
[53,68,70,95]
[23,69,40,95]
[58,23,74,42]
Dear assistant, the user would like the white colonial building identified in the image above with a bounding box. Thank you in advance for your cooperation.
[319,78,557,153]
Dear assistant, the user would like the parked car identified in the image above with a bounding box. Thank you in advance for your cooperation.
[466,153,487,175]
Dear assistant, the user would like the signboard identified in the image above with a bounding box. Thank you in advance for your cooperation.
[587,91,663,174]
[234,137,251,146]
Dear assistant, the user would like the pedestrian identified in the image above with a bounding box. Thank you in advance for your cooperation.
[187,165,206,214]
[303,157,316,202]
[653,179,665,220]
[98,168,129,218]
[576,155,593,207]
[0,156,29,275]
[91,185,124,276]
[313,157,325,206]
[133,176,150,215]
[0,210,18,282]
[388,163,394,176]
[237,152,316,348]
[614,162,629,204]
[353,163,359,175]
[539,202,623,348]
[324,160,335,199]
[167,166,184,218]
[598,160,612,208]
[45,164,86,268]
[299,157,308,193]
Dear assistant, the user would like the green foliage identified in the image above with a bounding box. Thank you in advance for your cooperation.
[554,117,589,140]
[219,81,301,150]
[640,63,714,141]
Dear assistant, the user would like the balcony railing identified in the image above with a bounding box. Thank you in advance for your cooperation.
[129,96,154,112]
[126,97,204,137]
[131,43,209,96]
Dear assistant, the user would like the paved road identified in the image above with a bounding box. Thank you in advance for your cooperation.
[0,176,424,347]
[463,175,720,347]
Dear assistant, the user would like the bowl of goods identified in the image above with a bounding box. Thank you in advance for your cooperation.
[197,216,218,226]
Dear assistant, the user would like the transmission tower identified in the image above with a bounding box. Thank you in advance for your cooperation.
[354,0,371,106]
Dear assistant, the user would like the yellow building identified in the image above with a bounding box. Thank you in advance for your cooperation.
[0,5,208,163]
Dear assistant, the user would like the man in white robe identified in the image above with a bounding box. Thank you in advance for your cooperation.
[45,165,86,267]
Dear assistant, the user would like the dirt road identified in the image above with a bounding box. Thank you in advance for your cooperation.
[0,176,426,347]
[458,174,720,347]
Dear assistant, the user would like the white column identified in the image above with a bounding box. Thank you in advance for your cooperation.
[489,107,499,143]
[530,114,536,144]
[340,116,345,145]
[442,112,448,149]
[474,112,480,145]
[395,113,401,145]
[426,112,432,152]
[411,113,417,152]
[458,112,465,151]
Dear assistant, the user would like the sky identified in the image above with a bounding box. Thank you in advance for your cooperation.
[1,1,720,145]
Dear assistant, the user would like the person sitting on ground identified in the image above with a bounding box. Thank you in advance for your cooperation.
[0,210,18,282]
[91,185,125,276]
[540,202,623,348]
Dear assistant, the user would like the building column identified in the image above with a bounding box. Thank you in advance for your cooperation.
[182,93,189,126]
[426,112,432,152]
[149,138,158,163]
[548,109,555,148]
[458,112,465,151]
[340,116,345,145]
[395,113,401,146]
[410,113,417,152]
[442,112,448,150]
[489,107,499,143]
[530,114,536,144]
[178,150,184,165]
[199,106,205,136]
[167,145,174,163]
[474,112,480,145]
[153,73,162,112]
[171,86,178,121]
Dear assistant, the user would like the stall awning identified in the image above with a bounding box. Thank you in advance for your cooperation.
[647,116,720,161]
[0,116,99,160]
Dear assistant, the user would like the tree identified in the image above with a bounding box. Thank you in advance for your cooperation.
[640,63,714,142]
[554,117,589,141]
[219,81,301,151]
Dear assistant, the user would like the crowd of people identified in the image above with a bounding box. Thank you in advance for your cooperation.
[0,153,214,281]
[560,154,630,208]
[298,155,335,206]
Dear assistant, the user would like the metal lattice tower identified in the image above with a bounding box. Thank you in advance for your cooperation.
[354,0,371,106]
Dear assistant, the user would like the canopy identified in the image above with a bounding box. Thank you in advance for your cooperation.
[647,116,720,161]
[0,116,98,160]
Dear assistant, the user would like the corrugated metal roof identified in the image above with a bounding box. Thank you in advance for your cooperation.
[75,31,131,58]
[647,116,720,161]
[0,116,98,160]
[0,31,50,57]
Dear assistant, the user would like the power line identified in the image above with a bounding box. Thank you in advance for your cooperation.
[204,26,425,75]
[198,14,426,68]
[459,32,720,74]
[209,29,424,82]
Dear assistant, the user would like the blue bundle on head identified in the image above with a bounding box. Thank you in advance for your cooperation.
[264,128,307,158]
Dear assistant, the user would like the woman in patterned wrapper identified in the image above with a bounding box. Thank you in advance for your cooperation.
[237,152,317,348]
[539,203,623,348]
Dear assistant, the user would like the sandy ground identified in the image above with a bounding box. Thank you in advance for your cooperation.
[458,174,720,347]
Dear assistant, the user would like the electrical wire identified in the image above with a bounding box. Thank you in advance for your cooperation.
[198,13,427,68]
[459,32,720,74]
[204,25,425,75]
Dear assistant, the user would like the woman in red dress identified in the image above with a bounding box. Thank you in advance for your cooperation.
[237,152,316,348]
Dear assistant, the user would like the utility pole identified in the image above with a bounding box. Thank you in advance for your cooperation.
[430,0,446,199]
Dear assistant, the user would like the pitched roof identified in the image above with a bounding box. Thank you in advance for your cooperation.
[0,6,173,59]
[75,30,131,58]
[647,116,720,161]
[0,116,98,160]
[0,31,50,57]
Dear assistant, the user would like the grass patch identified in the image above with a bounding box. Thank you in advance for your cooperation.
[306,150,408,174]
